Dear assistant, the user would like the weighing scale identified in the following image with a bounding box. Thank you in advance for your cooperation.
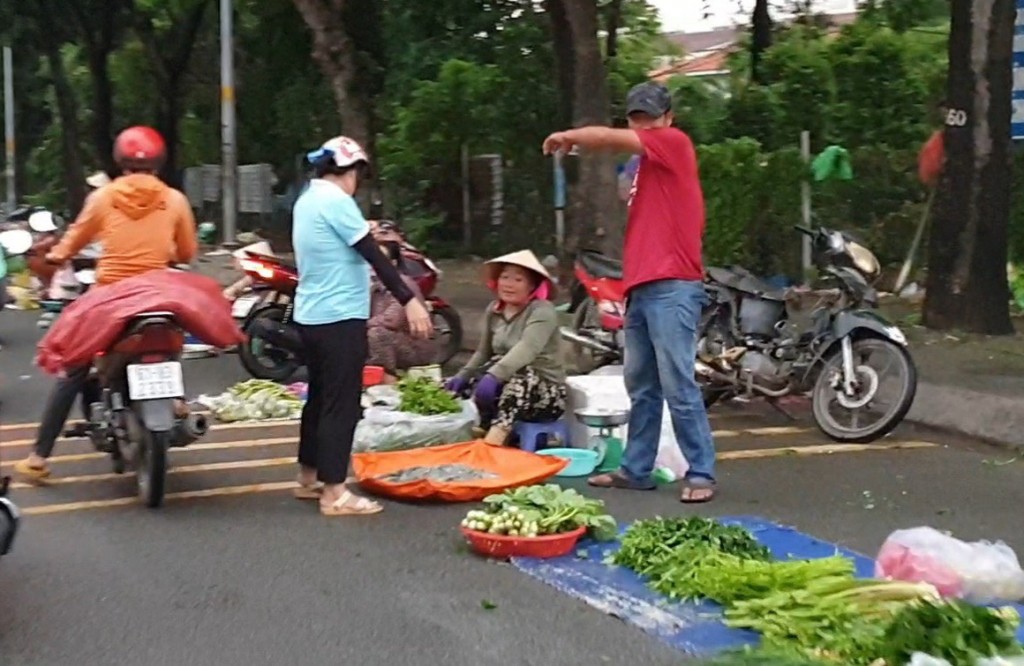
[574,407,629,473]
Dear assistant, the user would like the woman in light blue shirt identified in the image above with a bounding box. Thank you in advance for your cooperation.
[292,136,432,517]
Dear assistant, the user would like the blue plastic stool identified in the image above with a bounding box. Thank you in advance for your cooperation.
[513,418,571,453]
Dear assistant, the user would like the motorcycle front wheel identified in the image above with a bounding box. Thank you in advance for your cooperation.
[430,304,463,366]
[810,337,917,444]
[239,304,302,382]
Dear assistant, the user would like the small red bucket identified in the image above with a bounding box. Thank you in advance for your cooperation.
[459,525,586,560]
[362,365,385,387]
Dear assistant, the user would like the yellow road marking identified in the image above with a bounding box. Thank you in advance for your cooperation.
[0,419,299,448]
[719,441,937,460]
[21,481,296,516]
[0,423,812,451]
[0,437,295,468]
[15,441,941,515]
[9,457,294,490]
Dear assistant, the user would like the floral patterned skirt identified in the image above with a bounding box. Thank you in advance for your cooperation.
[491,367,567,430]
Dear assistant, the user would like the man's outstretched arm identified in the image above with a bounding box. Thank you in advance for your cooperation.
[542,127,644,156]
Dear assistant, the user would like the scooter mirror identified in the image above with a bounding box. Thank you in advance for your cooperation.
[0,229,34,256]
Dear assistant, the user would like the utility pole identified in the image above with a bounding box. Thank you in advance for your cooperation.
[220,0,237,246]
[3,46,15,213]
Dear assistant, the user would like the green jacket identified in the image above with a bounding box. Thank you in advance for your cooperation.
[457,299,565,385]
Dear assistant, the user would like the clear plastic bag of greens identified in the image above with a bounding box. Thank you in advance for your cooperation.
[352,399,478,453]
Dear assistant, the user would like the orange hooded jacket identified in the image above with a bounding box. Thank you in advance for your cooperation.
[48,174,199,285]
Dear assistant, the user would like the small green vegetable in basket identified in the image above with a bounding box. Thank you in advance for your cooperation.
[397,376,461,415]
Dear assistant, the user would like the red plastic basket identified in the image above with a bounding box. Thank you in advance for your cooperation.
[459,525,586,560]
[362,365,385,387]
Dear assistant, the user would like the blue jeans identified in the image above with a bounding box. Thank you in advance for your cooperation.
[620,279,716,483]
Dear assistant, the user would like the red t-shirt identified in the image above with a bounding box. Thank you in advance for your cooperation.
[623,127,705,293]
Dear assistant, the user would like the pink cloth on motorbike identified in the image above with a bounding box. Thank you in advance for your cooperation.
[36,269,246,375]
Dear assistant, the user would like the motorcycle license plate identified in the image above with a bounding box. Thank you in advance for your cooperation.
[231,295,260,318]
[126,361,184,401]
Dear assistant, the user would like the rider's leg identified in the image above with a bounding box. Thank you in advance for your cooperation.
[16,366,91,481]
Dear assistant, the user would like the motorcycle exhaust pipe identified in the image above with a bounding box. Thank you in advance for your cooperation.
[170,412,209,448]
[559,326,617,355]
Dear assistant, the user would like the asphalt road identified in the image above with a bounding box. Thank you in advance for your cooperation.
[1,310,1021,666]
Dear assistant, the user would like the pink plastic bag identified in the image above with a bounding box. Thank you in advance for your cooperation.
[875,527,1024,603]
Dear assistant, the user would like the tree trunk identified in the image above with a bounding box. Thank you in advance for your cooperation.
[550,0,621,260]
[545,0,575,128]
[42,44,87,215]
[291,0,371,149]
[751,0,773,85]
[922,0,1014,334]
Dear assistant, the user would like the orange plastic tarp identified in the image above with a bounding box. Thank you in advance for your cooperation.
[352,440,568,503]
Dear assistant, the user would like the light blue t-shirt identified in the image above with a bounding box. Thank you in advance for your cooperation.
[291,179,371,325]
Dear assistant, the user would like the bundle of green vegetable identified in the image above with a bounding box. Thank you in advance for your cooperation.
[201,379,303,422]
[397,376,461,415]
[724,575,944,663]
[460,484,618,541]
[612,516,771,574]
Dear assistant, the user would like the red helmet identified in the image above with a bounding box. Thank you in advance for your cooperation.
[113,126,166,172]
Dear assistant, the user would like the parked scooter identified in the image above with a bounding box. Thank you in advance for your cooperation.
[235,228,462,381]
[697,225,916,443]
[560,249,626,372]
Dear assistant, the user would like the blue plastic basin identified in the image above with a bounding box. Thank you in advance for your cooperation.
[535,448,599,477]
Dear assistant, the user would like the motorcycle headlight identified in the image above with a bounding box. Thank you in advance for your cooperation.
[885,325,907,346]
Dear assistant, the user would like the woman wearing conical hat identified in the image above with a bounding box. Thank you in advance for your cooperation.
[444,250,566,445]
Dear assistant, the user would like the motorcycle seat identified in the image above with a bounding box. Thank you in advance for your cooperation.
[706,266,788,301]
[579,251,623,281]
[245,251,296,273]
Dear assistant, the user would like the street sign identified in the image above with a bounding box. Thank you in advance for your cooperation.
[1013,0,1024,139]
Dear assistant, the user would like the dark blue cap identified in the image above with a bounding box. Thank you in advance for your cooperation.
[626,82,672,118]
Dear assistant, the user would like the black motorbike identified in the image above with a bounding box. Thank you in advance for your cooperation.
[697,225,917,443]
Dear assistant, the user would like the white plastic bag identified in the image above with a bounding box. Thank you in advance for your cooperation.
[876,526,1024,603]
[352,399,479,453]
[907,654,1024,666]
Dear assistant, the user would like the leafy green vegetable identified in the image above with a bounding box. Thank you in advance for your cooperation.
[476,484,618,541]
[696,646,829,665]
[643,547,855,606]
[397,376,461,415]
[873,600,1023,666]
[612,516,771,573]
[723,577,943,664]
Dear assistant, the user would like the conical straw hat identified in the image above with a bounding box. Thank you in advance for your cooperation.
[483,249,556,297]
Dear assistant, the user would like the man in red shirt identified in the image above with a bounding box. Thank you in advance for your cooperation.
[542,82,716,502]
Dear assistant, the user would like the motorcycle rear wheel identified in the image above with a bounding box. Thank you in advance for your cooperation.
[137,430,169,509]
[570,301,619,374]
[239,304,302,382]
[811,337,917,444]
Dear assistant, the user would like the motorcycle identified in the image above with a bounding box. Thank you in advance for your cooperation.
[697,225,916,443]
[0,455,18,557]
[236,227,462,381]
[560,249,626,372]
[81,298,210,508]
[38,253,100,329]
[371,219,463,363]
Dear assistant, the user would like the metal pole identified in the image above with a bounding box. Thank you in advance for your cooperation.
[3,47,15,213]
[553,152,566,254]
[461,143,471,251]
[220,0,237,246]
[800,130,812,280]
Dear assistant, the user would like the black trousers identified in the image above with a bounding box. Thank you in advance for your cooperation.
[297,319,368,485]
[34,366,101,458]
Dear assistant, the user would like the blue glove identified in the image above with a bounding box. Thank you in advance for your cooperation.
[473,374,503,406]
[444,376,469,395]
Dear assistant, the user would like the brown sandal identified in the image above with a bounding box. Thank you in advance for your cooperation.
[587,470,656,491]
[293,478,324,500]
[320,490,383,517]
[680,479,716,504]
